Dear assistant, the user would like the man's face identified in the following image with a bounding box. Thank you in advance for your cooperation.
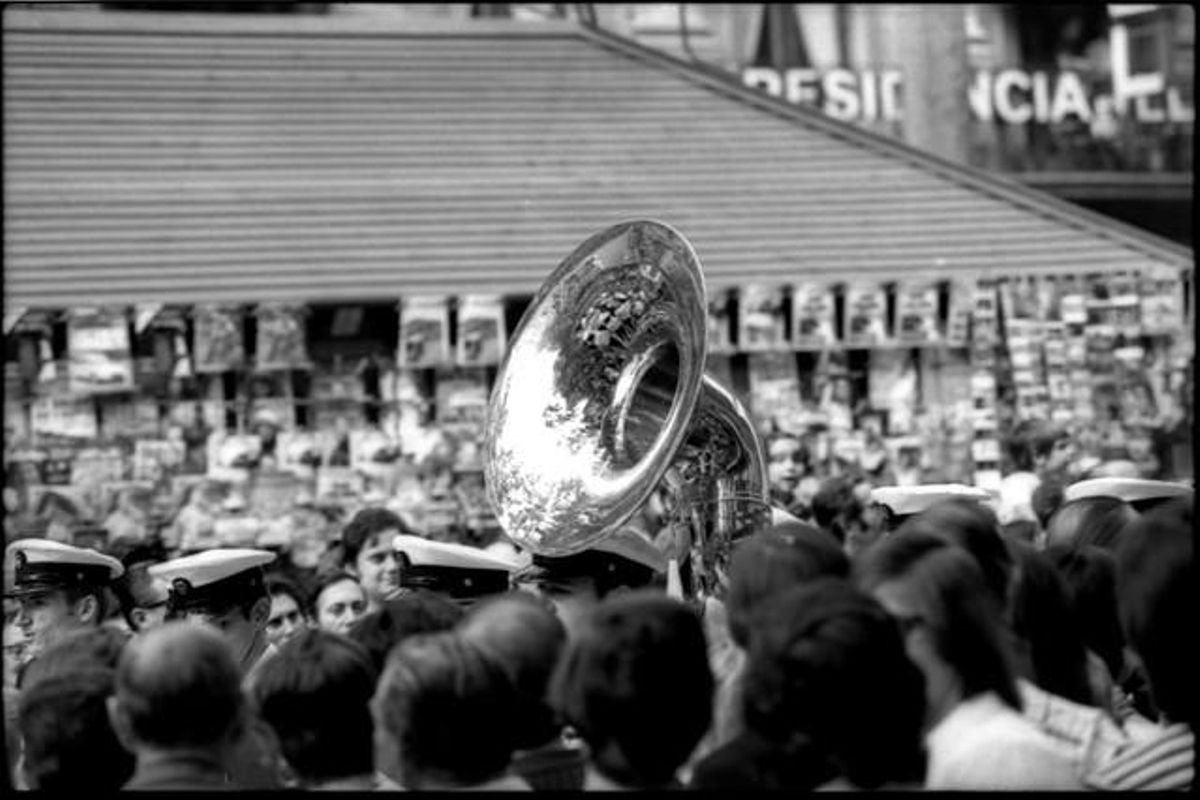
[1039,436,1075,475]
[130,603,169,635]
[315,579,367,636]
[265,593,307,647]
[180,606,258,670]
[15,590,87,658]
[518,576,599,640]
[354,532,400,606]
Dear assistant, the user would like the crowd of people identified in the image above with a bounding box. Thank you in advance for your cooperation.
[1,417,1194,791]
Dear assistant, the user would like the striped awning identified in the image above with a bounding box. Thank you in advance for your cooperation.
[3,8,1192,311]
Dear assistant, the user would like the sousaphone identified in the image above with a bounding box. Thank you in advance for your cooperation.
[484,220,769,600]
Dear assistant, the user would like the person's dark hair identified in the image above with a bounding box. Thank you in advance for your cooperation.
[1113,498,1194,727]
[1044,497,1138,552]
[1005,419,1067,473]
[457,591,567,749]
[1030,477,1066,530]
[895,497,1013,617]
[110,561,162,630]
[114,621,245,749]
[19,626,132,690]
[339,507,408,567]
[252,629,377,784]
[811,476,857,535]
[1006,540,1094,706]
[999,519,1039,545]
[346,589,464,675]
[726,522,850,649]
[743,578,926,789]
[551,591,713,789]
[105,536,168,570]
[265,573,309,614]
[309,570,362,617]
[855,532,1022,712]
[372,631,518,788]
[1044,544,1126,686]
[18,668,136,791]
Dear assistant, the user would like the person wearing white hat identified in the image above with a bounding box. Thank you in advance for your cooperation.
[148,548,277,686]
[869,484,993,534]
[510,527,667,639]
[4,539,124,663]
[1063,477,1193,514]
[392,535,520,608]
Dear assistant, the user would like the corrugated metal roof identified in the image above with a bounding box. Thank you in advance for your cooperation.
[3,8,1192,310]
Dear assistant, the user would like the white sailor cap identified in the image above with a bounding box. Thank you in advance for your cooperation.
[5,538,124,598]
[149,548,276,612]
[515,526,667,591]
[1064,477,1193,510]
[394,534,518,602]
[870,484,992,527]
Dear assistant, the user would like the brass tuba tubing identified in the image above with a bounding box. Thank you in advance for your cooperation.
[485,220,770,599]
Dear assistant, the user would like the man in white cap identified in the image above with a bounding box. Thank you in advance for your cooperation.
[147,548,286,789]
[392,534,521,609]
[869,484,993,535]
[510,527,667,639]
[148,548,277,687]
[4,539,124,664]
[1063,477,1193,515]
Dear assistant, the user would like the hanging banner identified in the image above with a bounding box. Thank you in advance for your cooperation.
[843,282,888,347]
[707,289,734,354]
[398,296,451,368]
[792,282,837,351]
[194,305,245,374]
[66,307,134,395]
[747,352,803,428]
[455,294,506,367]
[255,303,309,371]
[1139,277,1184,336]
[944,280,972,348]
[737,285,787,351]
[895,281,941,346]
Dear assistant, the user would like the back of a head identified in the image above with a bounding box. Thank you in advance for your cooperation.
[895,498,1012,616]
[20,626,132,690]
[1006,540,1094,705]
[855,532,1021,712]
[18,668,135,791]
[253,629,376,783]
[347,589,464,675]
[551,590,713,788]
[373,631,518,788]
[1044,544,1126,683]
[458,591,566,747]
[1113,498,1194,726]
[115,621,244,750]
[743,577,926,789]
[1045,497,1138,552]
[726,522,851,649]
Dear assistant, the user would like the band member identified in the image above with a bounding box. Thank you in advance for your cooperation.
[392,535,520,608]
[511,526,666,638]
[5,539,124,665]
[147,548,277,688]
[1062,477,1192,515]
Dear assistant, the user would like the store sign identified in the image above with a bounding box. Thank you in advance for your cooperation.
[455,294,506,367]
[398,296,451,368]
[743,60,1192,125]
[67,308,135,394]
